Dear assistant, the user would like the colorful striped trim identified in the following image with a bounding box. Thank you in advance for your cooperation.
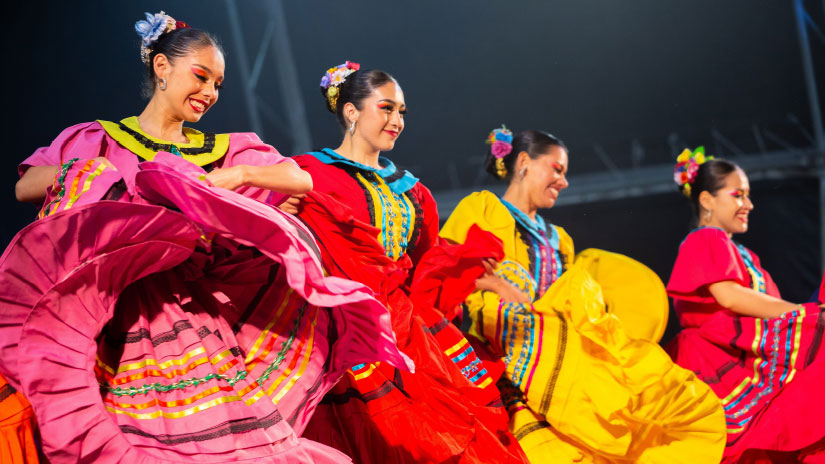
[722,309,805,434]
[38,157,80,218]
[119,408,283,445]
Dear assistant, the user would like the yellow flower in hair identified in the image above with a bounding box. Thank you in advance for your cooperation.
[676,148,691,163]
[695,152,706,164]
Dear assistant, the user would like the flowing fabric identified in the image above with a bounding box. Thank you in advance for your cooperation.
[0,374,39,463]
[295,153,528,463]
[440,191,726,463]
[0,121,411,463]
[667,226,825,463]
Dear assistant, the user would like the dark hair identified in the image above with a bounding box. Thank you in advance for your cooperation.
[485,130,567,182]
[322,69,398,130]
[142,28,224,99]
[682,158,742,222]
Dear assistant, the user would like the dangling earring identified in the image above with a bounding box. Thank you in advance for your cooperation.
[705,210,712,222]
[519,167,527,179]
[158,77,167,91]
[349,120,356,135]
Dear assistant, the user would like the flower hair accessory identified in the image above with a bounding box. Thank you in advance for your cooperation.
[320,61,360,112]
[674,146,712,197]
[486,125,514,179]
[135,11,191,65]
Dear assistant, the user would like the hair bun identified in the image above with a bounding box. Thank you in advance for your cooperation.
[319,61,360,112]
[674,146,712,197]
[135,11,190,65]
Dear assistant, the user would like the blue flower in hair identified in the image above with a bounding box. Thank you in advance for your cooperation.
[495,132,513,143]
[135,11,170,47]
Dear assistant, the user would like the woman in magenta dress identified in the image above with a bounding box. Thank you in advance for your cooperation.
[1,13,410,464]
[667,147,825,462]
[293,62,528,463]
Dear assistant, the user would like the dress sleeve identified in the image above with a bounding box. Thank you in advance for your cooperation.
[19,122,105,176]
[440,191,515,248]
[221,132,297,205]
[666,227,748,302]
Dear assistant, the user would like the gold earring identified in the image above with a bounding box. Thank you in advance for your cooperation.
[158,77,167,91]
[349,120,356,135]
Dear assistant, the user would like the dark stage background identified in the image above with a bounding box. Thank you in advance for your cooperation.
[4,1,825,344]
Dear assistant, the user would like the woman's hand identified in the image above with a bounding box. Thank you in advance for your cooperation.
[475,258,531,305]
[206,165,247,191]
[278,194,305,215]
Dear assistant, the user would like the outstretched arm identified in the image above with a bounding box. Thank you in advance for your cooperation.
[206,162,312,195]
[16,165,59,202]
[708,280,798,318]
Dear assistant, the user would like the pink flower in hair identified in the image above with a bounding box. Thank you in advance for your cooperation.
[491,141,513,158]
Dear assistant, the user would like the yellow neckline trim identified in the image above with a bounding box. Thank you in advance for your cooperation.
[97,116,230,167]
[356,172,416,260]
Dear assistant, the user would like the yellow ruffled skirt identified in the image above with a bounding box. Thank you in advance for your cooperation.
[476,262,725,463]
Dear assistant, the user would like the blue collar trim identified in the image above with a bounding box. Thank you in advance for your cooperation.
[308,148,419,194]
[501,198,558,247]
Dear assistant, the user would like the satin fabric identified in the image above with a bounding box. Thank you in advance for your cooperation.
[440,191,726,463]
[668,227,825,462]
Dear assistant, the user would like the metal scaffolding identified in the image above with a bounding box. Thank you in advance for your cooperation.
[434,0,825,268]
[224,0,312,155]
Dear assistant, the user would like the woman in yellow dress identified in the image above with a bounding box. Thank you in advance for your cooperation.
[439,126,726,463]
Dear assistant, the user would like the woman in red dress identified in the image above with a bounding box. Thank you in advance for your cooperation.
[667,147,825,462]
[293,62,528,463]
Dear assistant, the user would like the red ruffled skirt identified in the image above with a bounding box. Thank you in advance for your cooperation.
[299,191,527,463]
[670,302,825,463]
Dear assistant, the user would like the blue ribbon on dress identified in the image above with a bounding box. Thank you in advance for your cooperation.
[500,198,559,250]
[307,148,419,194]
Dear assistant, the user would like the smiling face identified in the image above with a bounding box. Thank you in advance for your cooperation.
[701,169,753,235]
[350,81,406,152]
[152,45,225,123]
[520,145,569,210]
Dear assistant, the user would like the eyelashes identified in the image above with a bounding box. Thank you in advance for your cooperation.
[378,103,406,116]
[194,72,224,90]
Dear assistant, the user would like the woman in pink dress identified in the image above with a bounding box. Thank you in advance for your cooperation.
[667,147,825,462]
[1,12,410,464]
